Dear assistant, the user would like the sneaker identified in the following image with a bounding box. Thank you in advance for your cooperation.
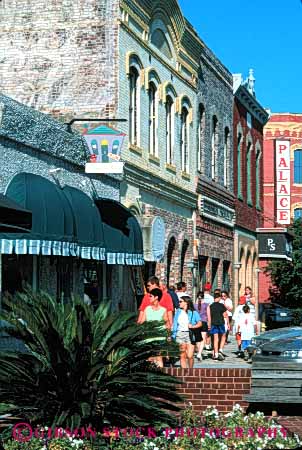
[218,353,224,361]
[196,354,203,361]
[212,355,218,361]
[219,350,226,358]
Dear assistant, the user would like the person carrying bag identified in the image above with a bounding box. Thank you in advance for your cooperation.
[172,296,201,368]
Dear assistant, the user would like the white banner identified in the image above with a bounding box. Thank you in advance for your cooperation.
[275,140,291,224]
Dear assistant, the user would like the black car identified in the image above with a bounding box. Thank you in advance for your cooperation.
[262,303,293,329]
[253,336,302,366]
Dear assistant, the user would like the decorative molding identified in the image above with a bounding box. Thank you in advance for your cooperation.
[124,162,197,210]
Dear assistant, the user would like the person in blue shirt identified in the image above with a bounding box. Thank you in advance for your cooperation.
[172,296,201,368]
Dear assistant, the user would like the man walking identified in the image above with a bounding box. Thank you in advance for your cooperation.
[207,289,229,361]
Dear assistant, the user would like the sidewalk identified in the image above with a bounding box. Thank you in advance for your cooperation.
[173,335,251,369]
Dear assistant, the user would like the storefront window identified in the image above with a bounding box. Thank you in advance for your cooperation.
[2,254,33,296]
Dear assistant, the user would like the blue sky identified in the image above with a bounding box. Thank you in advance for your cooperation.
[178,0,302,113]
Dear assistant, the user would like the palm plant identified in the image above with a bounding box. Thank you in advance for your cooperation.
[0,290,182,430]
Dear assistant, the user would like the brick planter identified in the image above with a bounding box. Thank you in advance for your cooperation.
[165,368,252,413]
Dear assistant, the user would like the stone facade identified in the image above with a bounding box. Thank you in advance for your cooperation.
[232,72,269,311]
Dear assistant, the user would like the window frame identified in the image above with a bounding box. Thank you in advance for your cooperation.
[166,95,175,165]
[148,81,159,157]
[211,116,218,180]
[294,149,302,184]
[129,66,140,146]
[180,106,190,173]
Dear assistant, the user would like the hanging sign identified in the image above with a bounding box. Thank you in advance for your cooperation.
[275,140,291,224]
[84,125,126,174]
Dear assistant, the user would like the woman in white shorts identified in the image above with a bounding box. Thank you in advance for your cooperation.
[172,296,201,368]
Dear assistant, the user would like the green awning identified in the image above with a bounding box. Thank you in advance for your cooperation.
[0,193,32,233]
[63,186,105,260]
[0,173,105,260]
[95,199,144,265]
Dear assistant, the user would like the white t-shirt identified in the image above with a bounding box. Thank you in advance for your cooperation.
[204,293,214,305]
[220,298,233,317]
[238,313,256,340]
[177,310,189,331]
[233,305,244,325]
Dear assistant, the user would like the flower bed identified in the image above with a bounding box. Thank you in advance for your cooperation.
[2,405,301,450]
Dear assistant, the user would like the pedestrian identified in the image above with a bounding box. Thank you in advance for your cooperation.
[137,276,174,328]
[237,304,258,361]
[220,290,233,343]
[176,281,187,298]
[172,296,201,368]
[207,289,229,361]
[203,282,214,305]
[232,297,246,355]
[139,288,168,368]
[168,285,180,310]
[240,286,256,319]
[194,291,209,361]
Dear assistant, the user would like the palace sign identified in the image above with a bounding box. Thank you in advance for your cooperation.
[275,140,291,225]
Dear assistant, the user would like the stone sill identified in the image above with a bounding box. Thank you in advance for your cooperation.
[165,163,176,173]
[181,171,191,181]
[129,144,143,156]
[148,154,160,165]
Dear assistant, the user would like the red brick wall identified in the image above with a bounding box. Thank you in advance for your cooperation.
[233,99,265,231]
[165,368,251,413]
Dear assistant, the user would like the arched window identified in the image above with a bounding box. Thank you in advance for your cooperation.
[224,127,230,188]
[255,146,261,209]
[151,28,173,60]
[149,82,158,156]
[211,116,218,180]
[294,149,302,183]
[181,106,189,173]
[166,95,174,164]
[198,104,205,172]
[246,140,252,204]
[180,239,189,282]
[294,208,302,219]
[129,67,140,146]
[167,236,176,286]
[237,133,242,199]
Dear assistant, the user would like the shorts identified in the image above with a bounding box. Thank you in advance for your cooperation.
[201,321,208,332]
[191,327,202,343]
[241,340,251,350]
[175,331,191,344]
[210,325,226,335]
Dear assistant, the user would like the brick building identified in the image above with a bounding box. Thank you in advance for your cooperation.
[0,0,237,295]
[195,46,235,294]
[232,71,269,312]
[258,113,302,304]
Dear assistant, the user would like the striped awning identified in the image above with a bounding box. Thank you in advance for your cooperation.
[0,173,144,265]
[0,173,105,260]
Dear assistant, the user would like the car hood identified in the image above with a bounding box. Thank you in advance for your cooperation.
[261,336,302,352]
[256,326,302,341]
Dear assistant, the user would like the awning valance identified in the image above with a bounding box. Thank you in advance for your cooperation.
[0,173,105,260]
[0,193,32,233]
[95,199,144,266]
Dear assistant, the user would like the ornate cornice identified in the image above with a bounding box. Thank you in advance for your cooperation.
[234,85,269,126]
[197,178,235,209]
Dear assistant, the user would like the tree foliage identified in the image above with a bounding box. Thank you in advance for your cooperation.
[0,290,181,431]
[264,218,302,307]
